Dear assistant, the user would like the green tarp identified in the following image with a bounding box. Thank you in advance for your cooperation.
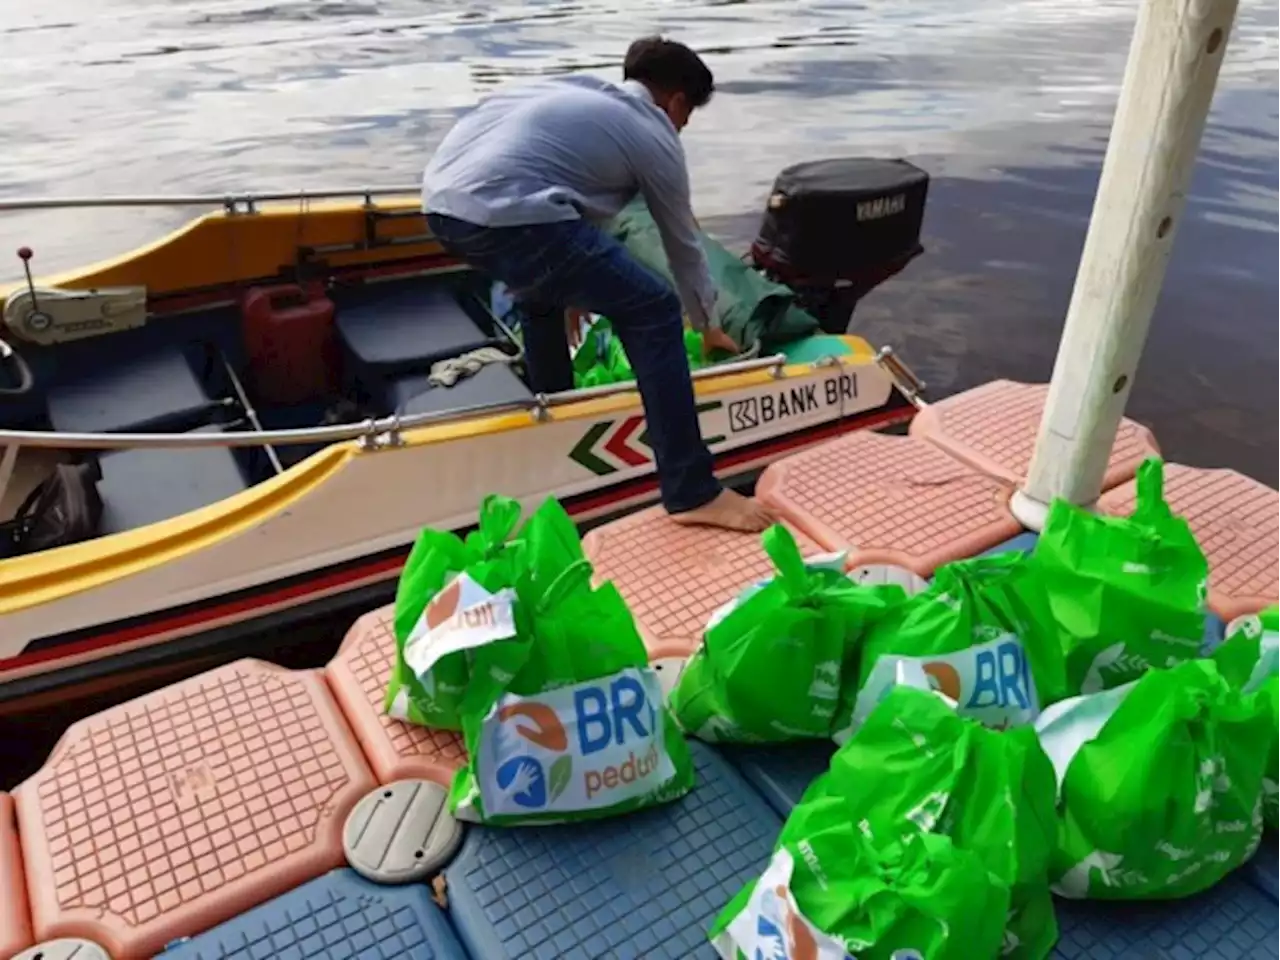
[605,197,820,351]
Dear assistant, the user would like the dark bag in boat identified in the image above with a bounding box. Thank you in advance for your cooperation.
[1,460,104,556]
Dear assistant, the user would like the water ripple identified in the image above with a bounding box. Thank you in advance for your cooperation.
[0,0,1274,480]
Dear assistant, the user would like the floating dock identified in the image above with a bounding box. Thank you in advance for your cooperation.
[581,507,823,658]
[3,381,1277,960]
[907,379,1160,490]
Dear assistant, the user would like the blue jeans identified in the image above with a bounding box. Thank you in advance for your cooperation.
[426,212,721,513]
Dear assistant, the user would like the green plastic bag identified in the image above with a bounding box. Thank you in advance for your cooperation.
[837,551,1065,742]
[385,494,525,730]
[1212,605,1279,828]
[1036,658,1270,899]
[670,525,907,743]
[1032,458,1209,695]
[572,316,714,388]
[427,497,695,825]
[712,682,1059,959]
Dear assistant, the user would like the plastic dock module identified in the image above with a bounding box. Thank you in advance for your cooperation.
[325,607,467,786]
[722,741,836,817]
[1052,873,1279,958]
[443,740,782,960]
[909,379,1160,490]
[756,432,1022,576]
[1098,464,1279,621]
[157,868,467,959]
[12,941,110,960]
[980,531,1041,557]
[1,791,34,960]
[1245,835,1278,901]
[13,660,377,960]
[582,504,824,657]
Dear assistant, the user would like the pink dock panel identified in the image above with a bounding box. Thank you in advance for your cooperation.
[582,503,823,657]
[757,431,1021,576]
[324,607,467,786]
[1,791,33,959]
[1099,464,1279,620]
[909,379,1160,490]
[13,660,376,960]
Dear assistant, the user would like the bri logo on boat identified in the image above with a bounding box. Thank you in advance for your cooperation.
[489,670,667,813]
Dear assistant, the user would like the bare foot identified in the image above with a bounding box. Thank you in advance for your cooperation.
[669,489,775,533]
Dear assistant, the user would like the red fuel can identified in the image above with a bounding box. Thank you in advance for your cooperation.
[240,282,340,405]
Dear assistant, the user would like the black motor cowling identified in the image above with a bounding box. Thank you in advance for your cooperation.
[750,158,929,334]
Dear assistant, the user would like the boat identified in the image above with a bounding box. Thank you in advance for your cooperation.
[3,0,1275,954]
[0,162,930,716]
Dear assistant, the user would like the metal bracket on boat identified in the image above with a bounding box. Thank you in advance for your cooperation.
[357,416,405,451]
[531,393,551,422]
[874,345,927,406]
[810,353,845,371]
[768,356,788,380]
[222,194,259,216]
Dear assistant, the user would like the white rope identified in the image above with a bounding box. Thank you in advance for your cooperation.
[427,346,516,388]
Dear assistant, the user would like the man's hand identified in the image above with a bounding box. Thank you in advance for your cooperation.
[701,326,740,360]
[564,308,590,350]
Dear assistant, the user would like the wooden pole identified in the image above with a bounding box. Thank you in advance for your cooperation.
[1010,0,1239,530]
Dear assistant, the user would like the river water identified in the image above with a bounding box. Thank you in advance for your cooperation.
[2,0,1277,482]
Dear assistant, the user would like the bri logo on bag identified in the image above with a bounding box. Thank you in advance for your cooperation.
[852,634,1041,733]
[720,848,860,960]
[917,634,1039,729]
[755,886,823,960]
[404,573,517,678]
[484,668,672,815]
[493,702,572,810]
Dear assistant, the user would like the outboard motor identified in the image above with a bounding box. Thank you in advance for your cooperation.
[750,158,929,334]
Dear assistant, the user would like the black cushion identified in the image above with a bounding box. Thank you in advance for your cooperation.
[97,425,249,535]
[335,283,495,377]
[391,362,533,418]
[47,344,215,434]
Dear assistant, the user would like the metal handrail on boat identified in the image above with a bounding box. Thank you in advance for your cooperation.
[0,352,792,451]
[0,186,421,213]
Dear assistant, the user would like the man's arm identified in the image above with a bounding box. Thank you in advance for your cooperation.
[633,137,718,331]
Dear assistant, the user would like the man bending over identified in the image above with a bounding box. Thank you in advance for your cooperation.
[422,35,773,533]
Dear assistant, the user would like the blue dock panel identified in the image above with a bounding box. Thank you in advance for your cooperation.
[443,740,782,960]
[981,531,1041,558]
[1245,834,1278,901]
[723,740,836,817]
[159,868,467,960]
[1053,873,1278,959]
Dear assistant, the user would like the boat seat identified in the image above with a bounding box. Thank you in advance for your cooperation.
[46,343,222,434]
[335,283,496,379]
[390,362,533,418]
[96,425,250,536]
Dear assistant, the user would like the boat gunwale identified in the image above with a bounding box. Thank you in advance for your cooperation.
[0,194,434,304]
[0,349,896,614]
[0,349,815,451]
[0,186,423,214]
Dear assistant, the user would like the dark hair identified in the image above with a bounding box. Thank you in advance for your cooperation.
[623,36,714,108]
